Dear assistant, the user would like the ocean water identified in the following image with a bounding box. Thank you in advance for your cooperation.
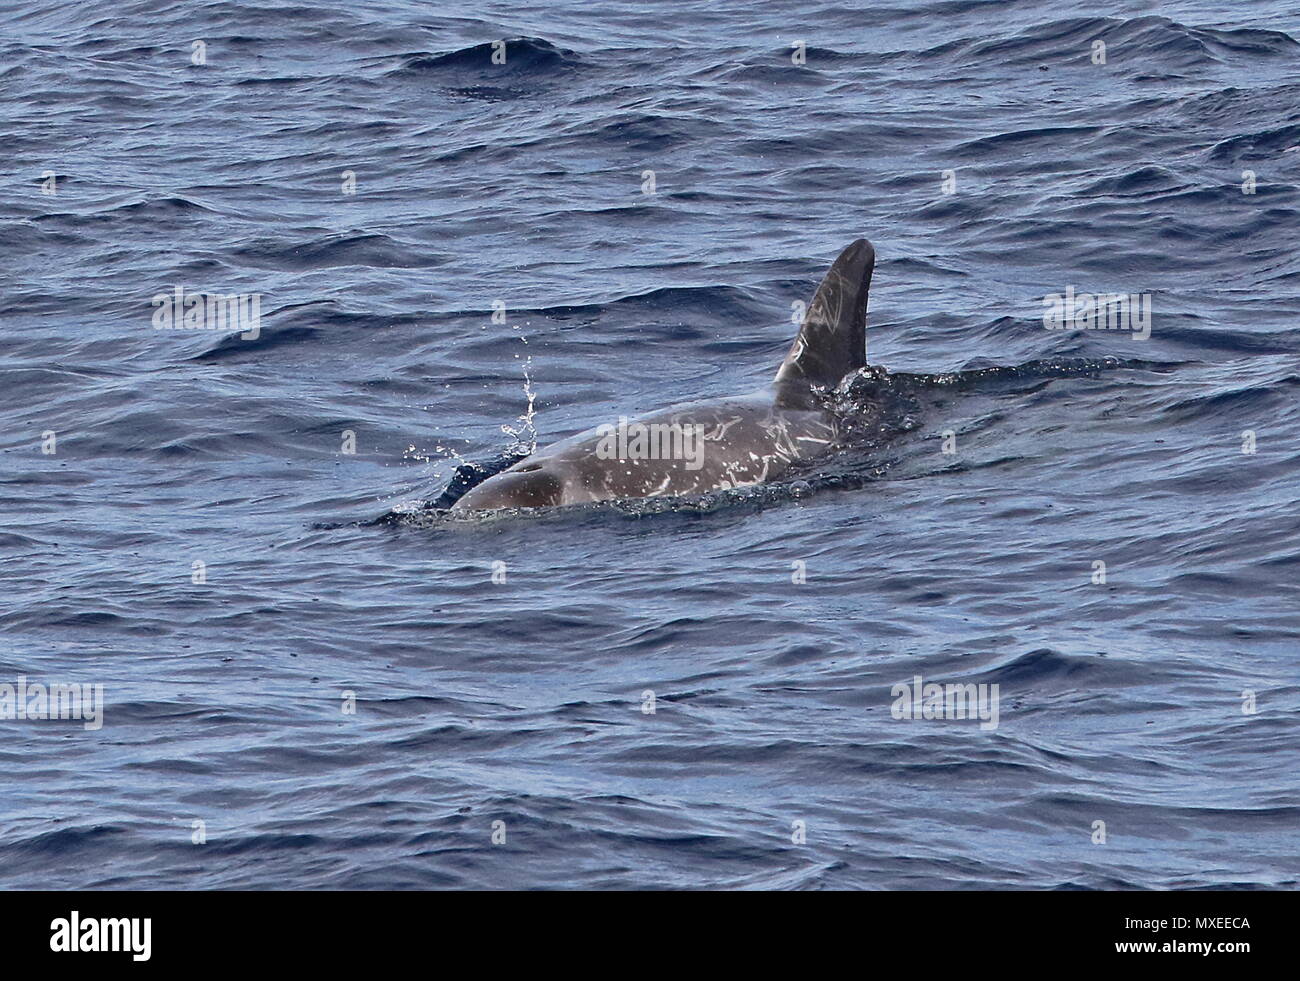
[2,0,1298,889]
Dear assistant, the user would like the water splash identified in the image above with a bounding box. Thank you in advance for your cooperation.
[382,344,539,519]
[499,354,538,455]
[403,443,438,465]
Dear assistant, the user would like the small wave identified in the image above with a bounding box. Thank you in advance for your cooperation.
[916,15,1297,75]
[190,300,348,362]
[1209,122,1300,164]
[966,648,1153,687]
[102,195,216,217]
[1158,374,1300,424]
[0,825,130,859]
[388,37,579,77]
[458,284,766,325]
[888,356,1149,391]
[1080,165,1190,198]
[579,112,709,152]
[234,232,445,271]
[951,125,1103,160]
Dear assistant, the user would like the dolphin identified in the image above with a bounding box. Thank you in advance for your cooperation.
[450,238,875,511]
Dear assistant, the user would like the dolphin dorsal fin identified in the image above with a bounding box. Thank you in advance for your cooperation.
[774,238,874,403]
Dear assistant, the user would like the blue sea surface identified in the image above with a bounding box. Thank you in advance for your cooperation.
[2,0,1298,889]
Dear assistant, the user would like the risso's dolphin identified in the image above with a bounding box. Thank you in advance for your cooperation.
[451,238,875,511]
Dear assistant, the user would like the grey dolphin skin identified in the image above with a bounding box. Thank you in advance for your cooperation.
[451,238,875,511]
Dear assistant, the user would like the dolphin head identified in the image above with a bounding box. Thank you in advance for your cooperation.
[451,464,564,511]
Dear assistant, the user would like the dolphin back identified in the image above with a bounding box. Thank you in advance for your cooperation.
[774,238,874,403]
